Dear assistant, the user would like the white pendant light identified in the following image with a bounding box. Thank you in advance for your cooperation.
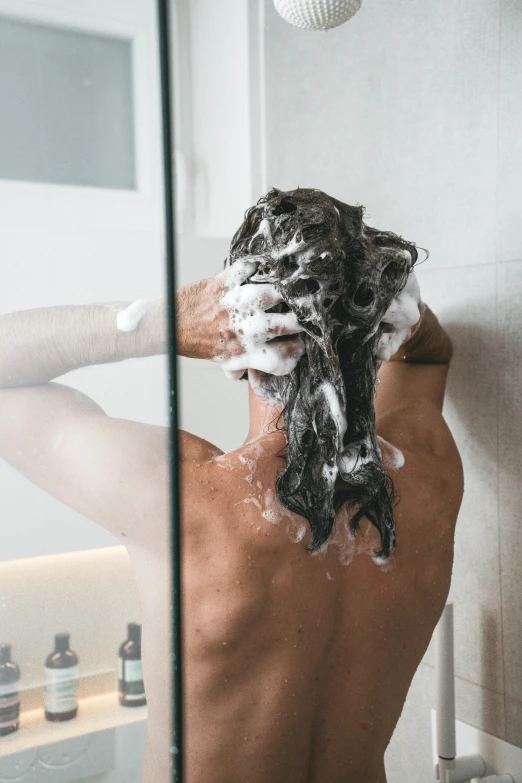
[273,0,363,31]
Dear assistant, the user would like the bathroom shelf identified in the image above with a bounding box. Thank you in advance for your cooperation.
[1,691,147,757]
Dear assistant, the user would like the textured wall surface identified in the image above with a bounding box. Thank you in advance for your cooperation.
[264,0,522,778]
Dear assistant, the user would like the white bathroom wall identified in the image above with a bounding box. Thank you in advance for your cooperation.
[263,0,522,779]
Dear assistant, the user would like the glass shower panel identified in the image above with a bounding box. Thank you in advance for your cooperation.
[0,1,173,781]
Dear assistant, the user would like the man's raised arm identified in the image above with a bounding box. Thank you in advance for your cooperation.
[0,301,167,389]
[0,264,305,538]
[375,302,456,458]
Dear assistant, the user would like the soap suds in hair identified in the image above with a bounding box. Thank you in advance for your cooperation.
[226,187,424,560]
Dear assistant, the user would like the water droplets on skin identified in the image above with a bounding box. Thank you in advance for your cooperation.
[214,456,234,472]
[213,437,396,571]
[237,497,263,513]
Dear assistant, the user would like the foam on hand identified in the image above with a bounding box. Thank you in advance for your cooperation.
[375,272,421,360]
[116,300,149,333]
[213,260,305,379]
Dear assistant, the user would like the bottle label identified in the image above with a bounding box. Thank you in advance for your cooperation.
[0,682,20,730]
[118,658,145,701]
[45,666,79,714]
[119,658,143,684]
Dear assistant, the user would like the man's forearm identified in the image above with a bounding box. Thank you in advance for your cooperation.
[175,279,223,360]
[0,301,166,388]
[390,304,453,364]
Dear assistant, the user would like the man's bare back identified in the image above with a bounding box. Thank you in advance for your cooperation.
[178,375,462,783]
[0,242,462,781]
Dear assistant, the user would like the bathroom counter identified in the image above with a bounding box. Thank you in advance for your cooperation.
[1,691,147,757]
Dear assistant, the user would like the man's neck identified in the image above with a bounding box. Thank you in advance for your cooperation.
[245,372,285,444]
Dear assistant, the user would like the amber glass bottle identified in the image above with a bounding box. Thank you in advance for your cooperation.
[44,634,79,721]
[118,623,146,707]
[0,644,21,736]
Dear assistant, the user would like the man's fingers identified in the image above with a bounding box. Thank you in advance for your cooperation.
[265,313,303,337]
[222,283,283,312]
[277,336,305,359]
[248,283,284,311]
[218,258,259,289]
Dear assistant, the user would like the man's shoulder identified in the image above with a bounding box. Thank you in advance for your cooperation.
[179,430,224,465]
[181,433,294,552]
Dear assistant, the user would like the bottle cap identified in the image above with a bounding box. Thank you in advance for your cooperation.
[55,633,70,652]
[0,644,11,664]
[128,623,141,642]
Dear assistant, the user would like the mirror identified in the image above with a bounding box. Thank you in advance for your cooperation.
[0,0,171,780]
[174,1,522,782]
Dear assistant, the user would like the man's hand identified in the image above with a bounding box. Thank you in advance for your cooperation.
[389,303,453,365]
[375,272,422,361]
[176,260,305,379]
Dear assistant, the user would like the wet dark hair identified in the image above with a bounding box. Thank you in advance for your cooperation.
[228,187,420,559]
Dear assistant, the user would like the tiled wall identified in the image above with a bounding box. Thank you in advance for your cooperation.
[264,0,522,778]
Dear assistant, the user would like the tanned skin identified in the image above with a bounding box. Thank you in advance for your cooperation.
[0,281,462,783]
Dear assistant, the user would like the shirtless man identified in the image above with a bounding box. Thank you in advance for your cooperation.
[0,190,462,783]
